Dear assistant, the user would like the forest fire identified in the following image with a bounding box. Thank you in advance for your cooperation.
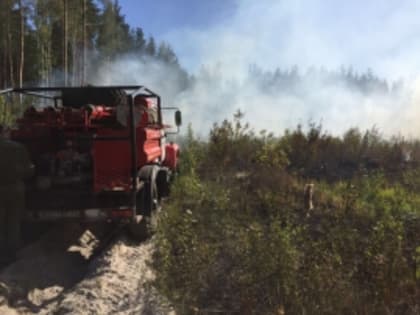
[1,0,420,314]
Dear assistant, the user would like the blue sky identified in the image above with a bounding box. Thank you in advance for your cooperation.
[111,1,420,136]
[119,0,420,80]
[119,0,237,38]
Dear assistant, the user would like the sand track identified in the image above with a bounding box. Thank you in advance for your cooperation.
[0,223,173,315]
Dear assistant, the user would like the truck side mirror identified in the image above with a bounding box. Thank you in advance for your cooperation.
[175,110,182,127]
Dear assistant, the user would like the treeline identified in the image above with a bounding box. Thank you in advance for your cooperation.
[0,0,187,88]
[0,1,401,97]
[249,64,403,95]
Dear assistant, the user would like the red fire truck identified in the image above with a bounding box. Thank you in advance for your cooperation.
[0,86,181,237]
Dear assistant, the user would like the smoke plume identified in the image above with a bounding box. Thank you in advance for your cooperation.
[92,0,420,138]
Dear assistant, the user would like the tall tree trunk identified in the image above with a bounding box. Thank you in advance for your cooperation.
[19,0,24,89]
[63,0,68,85]
[7,0,15,87]
[47,43,51,86]
[2,38,7,88]
[8,29,15,87]
[71,36,78,86]
[82,0,87,84]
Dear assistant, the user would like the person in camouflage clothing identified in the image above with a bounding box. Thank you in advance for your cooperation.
[0,124,34,262]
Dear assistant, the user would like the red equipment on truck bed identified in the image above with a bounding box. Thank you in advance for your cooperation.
[0,86,181,226]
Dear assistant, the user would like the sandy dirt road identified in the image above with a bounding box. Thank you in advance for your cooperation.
[0,223,174,315]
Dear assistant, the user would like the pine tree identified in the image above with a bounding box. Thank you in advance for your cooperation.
[157,42,178,65]
[97,0,131,62]
[145,37,156,56]
[133,27,146,52]
[0,0,187,90]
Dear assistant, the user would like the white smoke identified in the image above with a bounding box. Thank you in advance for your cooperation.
[90,0,420,138]
[89,56,185,102]
[175,70,410,137]
[164,0,420,79]
[89,55,420,138]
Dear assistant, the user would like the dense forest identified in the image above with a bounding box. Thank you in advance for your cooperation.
[0,0,187,88]
[0,0,402,95]
[248,64,404,96]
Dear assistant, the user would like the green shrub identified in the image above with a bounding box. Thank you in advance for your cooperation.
[153,114,420,314]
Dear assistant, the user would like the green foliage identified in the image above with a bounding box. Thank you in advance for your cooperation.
[0,96,13,126]
[177,124,204,177]
[153,114,420,314]
[154,162,298,313]
[0,95,23,126]
[0,0,188,87]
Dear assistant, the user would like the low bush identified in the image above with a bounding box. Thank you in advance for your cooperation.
[153,115,420,314]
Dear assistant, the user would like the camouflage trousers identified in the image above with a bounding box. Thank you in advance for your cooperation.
[0,184,24,261]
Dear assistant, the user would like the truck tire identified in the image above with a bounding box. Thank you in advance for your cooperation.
[137,165,160,214]
[140,177,159,216]
[156,168,170,198]
[127,165,160,241]
[127,181,159,241]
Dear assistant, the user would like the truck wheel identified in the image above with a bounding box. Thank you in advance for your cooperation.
[142,179,160,217]
[156,168,170,198]
[137,165,160,214]
[127,178,160,241]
